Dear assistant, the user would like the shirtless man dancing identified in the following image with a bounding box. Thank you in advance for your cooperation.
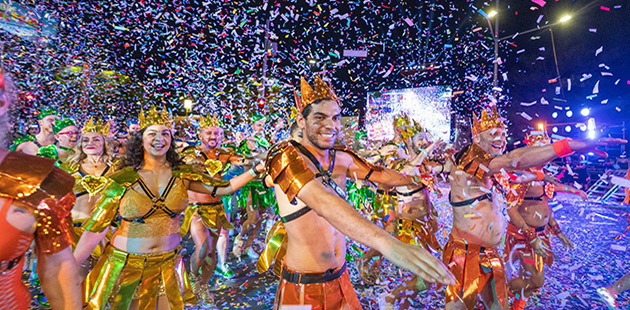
[445,107,624,310]
[505,131,586,310]
[265,76,455,309]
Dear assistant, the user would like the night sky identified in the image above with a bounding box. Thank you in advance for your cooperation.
[2,0,628,143]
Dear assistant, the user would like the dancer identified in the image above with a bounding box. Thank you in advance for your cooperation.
[0,71,82,310]
[37,117,80,164]
[61,117,116,278]
[444,107,624,310]
[180,115,252,302]
[73,106,263,310]
[266,75,455,309]
[232,113,273,259]
[357,115,426,285]
[380,115,446,309]
[12,107,58,155]
[505,131,587,310]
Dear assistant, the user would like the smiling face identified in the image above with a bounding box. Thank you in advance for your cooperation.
[81,132,105,156]
[199,126,224,149]
[474,126,507,155]
[142,125,172,158]
[55,125,80,148]
[299,99,341,150]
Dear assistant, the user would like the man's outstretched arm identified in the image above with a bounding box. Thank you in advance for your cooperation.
[295,179,455,286]
[488,138,626,175]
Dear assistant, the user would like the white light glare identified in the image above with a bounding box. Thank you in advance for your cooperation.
[184,99,193,110]
[552,112,558,119]
[580,108,590,116]
[565,125,572,132]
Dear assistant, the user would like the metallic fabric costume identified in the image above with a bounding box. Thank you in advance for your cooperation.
[394,215,441,252]
[81,165,229,310]
[0,150,75,310]
[504,170,557,271]
[180,146,236,236]
[443,143,508,310]
[442,236,507,310]
[265,140,380,309]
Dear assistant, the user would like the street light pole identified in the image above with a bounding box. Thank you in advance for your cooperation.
[493,0,499,89]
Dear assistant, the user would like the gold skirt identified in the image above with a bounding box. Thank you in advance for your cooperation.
[83,244,196,310]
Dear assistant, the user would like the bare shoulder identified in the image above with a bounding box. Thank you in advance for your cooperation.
[17,141,38,155]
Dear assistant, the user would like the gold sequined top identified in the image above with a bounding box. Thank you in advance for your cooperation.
[82,165,229,238]
[117,177,188,238]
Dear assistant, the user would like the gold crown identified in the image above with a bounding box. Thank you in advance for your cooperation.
[81,117,110,136]
[297,75,338,111]
[199,115,223,129]
[138,105,173,130]
[393,113,424,140]
[525,131,550,146]
[472,107,504,135]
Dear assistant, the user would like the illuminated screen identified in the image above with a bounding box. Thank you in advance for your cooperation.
[366,86,452,142]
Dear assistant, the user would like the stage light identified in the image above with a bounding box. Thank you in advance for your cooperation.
[565,125,572,132]
[552,112,558,118]
[488,10,498,18]
[559,15,572,23]
[537,123,544,131]
[587,118,596,130]
[580,108,590,116]
[579,124,587,131]
[566,110,573,117]
[183,99,193,110]
[588,130,596,139]
[552,127,558,133]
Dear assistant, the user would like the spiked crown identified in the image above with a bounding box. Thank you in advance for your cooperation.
[52,118,77,134]
[296,75,338,111]
[199,115,223,129]
[81,117,110,136]
[138,105,173,130]
[393,113,424,140]
[472,107,504,135]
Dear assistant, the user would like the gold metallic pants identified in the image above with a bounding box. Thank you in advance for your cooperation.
[83,244,196,310]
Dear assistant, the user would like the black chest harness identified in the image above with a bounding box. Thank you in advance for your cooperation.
[120,176,179,223]
[280,141,347,223]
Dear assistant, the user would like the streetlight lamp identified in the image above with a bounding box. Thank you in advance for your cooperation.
[478,6,500,88]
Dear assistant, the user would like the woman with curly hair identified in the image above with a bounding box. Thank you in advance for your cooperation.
[73,106,263,310]
[62,117,117,278]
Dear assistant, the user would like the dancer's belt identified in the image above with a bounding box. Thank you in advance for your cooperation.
[0,255,23,274]
[281,262,347,284]
[376,189,397,196]
[534,225,545,232]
